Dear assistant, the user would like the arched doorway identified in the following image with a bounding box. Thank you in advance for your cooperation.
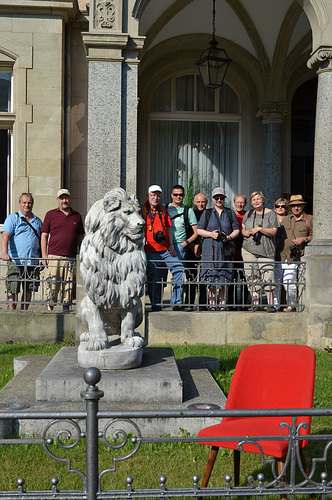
[291,78,317,214]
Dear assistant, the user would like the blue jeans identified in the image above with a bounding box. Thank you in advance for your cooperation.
[146,250,184,307]
[174,242,186,261]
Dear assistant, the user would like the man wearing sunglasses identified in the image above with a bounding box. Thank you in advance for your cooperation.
[167,185,198,310]
[280,194,313,312]
[167,185,198,261]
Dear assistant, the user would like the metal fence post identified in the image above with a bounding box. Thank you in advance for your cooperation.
[81,367,104,500]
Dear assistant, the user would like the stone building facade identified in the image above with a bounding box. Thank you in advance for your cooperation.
[0,0,331,344]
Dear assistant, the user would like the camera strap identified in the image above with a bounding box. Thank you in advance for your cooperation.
[253,208,265,227]
[147,203,166,232]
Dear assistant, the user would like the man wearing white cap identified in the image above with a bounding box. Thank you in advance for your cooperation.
[41,189,84,310]
[141,185,184,311]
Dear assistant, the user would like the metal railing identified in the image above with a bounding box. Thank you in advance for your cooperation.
[0,257,77,310]
[147,259,306,311]
[0,368,331,499]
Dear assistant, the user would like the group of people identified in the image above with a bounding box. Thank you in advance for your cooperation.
[143,185,313,312]
[1,190,84,310]
[1,185,311,313]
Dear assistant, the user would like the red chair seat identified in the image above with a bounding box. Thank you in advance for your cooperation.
[199,416,308,458]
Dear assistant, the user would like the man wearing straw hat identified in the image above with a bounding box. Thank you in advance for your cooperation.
[280,195,313,312]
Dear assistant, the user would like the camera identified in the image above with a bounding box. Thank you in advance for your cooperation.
[153,231,166,244]
[253,225,262,245]
[289,245,301,260]
[216,231,228,243]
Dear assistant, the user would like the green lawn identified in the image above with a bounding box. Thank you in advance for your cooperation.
[0,342,331,495]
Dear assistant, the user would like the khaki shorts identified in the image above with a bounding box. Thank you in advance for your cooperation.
[241,248,275,292]
[6,261,40,295]
[45,255,76,305]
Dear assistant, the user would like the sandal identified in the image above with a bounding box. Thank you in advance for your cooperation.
[209,306,216,311]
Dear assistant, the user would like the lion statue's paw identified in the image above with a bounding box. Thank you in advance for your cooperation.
[86,339,109,351]
[123,335,145,348]
[80,332,90,343]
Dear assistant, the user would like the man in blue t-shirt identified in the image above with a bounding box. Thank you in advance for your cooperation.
[1,193,42,310]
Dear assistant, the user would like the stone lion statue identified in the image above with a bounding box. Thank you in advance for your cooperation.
[79,188,146,352]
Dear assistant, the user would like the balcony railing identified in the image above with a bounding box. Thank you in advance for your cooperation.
[0,258,305,312]
[147,259,306,311]
[0,368,331,499]
[0,257,77,310]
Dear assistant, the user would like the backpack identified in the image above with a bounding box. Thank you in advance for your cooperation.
[169,205,192,238]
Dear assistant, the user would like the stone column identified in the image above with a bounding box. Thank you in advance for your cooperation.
[256,103,289,207]
[82,0,144,209]
[304,47,332,347]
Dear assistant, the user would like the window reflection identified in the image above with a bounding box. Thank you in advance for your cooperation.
[0,72,11,112]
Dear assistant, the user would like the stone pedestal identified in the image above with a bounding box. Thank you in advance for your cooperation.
[303,241,332,347]
[77,341,143,369]
[36,346,183,404]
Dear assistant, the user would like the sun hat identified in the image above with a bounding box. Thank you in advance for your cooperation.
[288,194,306,205]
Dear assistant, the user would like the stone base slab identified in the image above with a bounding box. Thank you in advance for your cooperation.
[36,346,183,404]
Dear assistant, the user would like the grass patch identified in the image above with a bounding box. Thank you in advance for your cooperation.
[0,342,331,495]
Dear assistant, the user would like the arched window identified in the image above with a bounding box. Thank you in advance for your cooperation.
[149,74,240,203]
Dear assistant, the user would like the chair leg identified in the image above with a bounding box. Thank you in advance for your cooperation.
[299,448,309,475]
[300,448,316,500]
[200,446,219,488]
[234,449,240,486]
[278,457,287,500]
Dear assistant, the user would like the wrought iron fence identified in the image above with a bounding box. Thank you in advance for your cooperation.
[0,368,331,499]
[146,259,306,311]
[0,257,77,310]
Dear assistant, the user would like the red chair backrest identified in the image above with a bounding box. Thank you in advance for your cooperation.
[224,345,316,432]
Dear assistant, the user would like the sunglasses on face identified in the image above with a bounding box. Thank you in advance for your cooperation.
[214,196,225,201]
[172,193,184,197]
[275,205,286,208]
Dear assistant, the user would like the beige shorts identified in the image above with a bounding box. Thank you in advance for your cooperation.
[45,255,76,305]
[241,248,275,292]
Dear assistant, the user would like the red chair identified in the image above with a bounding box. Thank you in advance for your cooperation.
[198,344,316,488]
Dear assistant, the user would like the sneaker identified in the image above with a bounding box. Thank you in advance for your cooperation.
[283,307,296,312]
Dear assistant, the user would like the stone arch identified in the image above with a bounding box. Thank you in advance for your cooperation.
[0,46,18,65]
[298,0,329,50]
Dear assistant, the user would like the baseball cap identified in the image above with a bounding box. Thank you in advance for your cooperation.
[148,185,162,193]
[212,187,227,198]
[57,189,71,198]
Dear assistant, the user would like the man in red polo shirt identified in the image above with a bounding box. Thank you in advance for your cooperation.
[41,189,84,310]
[142,185,184,311]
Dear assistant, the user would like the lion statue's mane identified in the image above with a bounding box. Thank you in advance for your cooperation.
[79,188,146,351]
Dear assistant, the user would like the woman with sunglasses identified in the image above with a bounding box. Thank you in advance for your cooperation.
[273,198,288,310]
[197,188,239,310]
[241,191,278,312]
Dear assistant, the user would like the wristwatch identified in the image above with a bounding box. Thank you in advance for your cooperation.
[304,238,308,244]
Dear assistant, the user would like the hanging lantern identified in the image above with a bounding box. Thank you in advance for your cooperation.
[195,0,231,89]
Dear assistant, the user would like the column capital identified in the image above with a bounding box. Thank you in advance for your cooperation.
[256,102,290,124]
[307,46,332,73]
